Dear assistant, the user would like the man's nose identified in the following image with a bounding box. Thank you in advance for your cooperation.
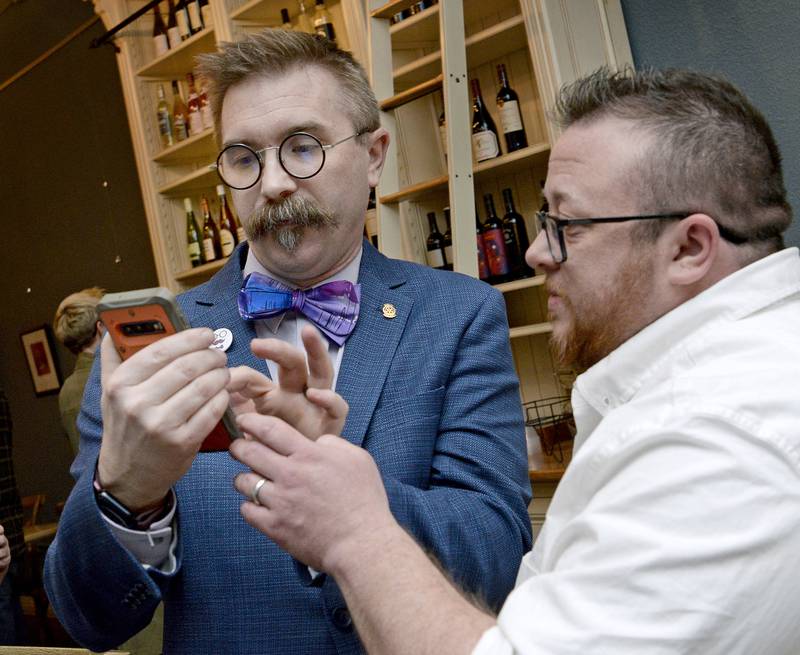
[258,148,298,201]
[526,228,559,272]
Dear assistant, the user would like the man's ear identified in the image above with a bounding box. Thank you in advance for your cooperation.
[665,214,719,287]
[366,128,390,189]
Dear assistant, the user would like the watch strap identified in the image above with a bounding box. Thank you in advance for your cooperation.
[93,470,173,531]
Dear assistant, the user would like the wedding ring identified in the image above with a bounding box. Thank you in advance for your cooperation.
[250,477,267,506]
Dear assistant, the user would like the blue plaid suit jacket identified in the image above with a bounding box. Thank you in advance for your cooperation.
[44,241,532,654]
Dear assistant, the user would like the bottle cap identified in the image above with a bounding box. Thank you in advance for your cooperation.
[183,197,192,212]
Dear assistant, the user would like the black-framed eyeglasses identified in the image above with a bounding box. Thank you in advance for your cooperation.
[535,211,749,263]
[213,131,364,189]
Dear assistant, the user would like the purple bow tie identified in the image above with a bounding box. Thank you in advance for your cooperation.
[238,272,361,346]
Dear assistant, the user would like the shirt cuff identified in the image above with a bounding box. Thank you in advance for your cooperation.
[472,625,514,655]
[100,489,178,573]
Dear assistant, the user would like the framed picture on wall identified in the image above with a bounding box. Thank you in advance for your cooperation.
[20,325,62,396]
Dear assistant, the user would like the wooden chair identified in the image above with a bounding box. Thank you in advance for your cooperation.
[21,493,46,527]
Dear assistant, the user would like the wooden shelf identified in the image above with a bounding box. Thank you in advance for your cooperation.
[494,274,545,294]
[390,4,439,48]
[379,74,443,111]
[158,164,218,196]
[371,0,420,20]
[230,0,285,24]
[136,28,217,80]
[174,257,227,282]
[152,128,216,164]
[509,322,552,340]
[394,15,526,92]
[378,144,549,205]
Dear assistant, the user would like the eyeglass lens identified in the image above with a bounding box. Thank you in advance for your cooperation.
[538,214,564,263]
[217,134,326,189]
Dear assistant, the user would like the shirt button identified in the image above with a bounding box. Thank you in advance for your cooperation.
[332,607,353,631]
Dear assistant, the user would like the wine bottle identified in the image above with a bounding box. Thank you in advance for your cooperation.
[187,0,203,33]
[442,207,453,271]
[481,193,510,283]
[175,0,192,40]
[296,0,313,32]
[199,0,212,28]
[197,77,213,130]
[217,188,237,255]
[201,196,221,262]
[502,188,533,277]
[471,79,500,162]
[475,213,490,281]
[184,197,203,267]
[438,109,447,162]
[166,0,181,49]
[185,73,203,136]
[281,8,292,29]
[496,64,527,152]
[313,0,336,42]
[217,185,246,244]
[425,212,448,270]
[152,3,170,57]
[156,84,175,149]
[171,80,189,141]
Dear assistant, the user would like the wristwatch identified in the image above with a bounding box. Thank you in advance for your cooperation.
[93,470,173,531]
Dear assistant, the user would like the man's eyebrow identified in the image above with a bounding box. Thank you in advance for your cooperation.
[221,122,328,150]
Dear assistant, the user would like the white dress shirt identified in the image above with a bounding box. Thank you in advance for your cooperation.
[474,248,800,654]
[105,247,363,570]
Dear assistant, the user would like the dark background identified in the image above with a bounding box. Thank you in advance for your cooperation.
[0,0,797,514]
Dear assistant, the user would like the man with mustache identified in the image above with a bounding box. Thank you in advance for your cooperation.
[227,67,800,654]
[44,29,532,654]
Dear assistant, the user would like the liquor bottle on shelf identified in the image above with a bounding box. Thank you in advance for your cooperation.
[481,193,510,283]
[197,77,213,130]
[296,0,313,32]
[496,64,527,153]
[184,197,203,267]
[152,3,169,57]
[185,73,203,136]
[166,0,181,49]
[475,213,490,282]
[425,212,448,270]
[313,0,336,43]
[200,0,212,28]
[281,8,292,29]
[201,196,221,262]
[218,185,246,243]
[175,0,192,40]
[187,0,203,33]
[438,109,447,163]
[502,187,533,277]
[470,79,500,163]
[156,84,175,149]
[442,207,453,271]
[217,188,237,255]
[171,80,189,141]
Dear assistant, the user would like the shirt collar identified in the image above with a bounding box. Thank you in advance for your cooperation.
[574,247,800,422]
[242,245,363,334]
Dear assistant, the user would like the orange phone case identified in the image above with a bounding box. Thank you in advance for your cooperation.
[98,288,238,451]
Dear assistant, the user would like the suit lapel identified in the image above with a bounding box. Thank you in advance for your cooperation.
[337,243,411,448]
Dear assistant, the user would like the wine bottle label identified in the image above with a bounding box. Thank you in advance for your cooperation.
[220,229,235,257]
[174,116,188,141]
[203,238,216,261]
[167,27,181,49]
[426,248,445,269]
[188,242,201,263]
[153,34,169,57]
[176,12,190,38]
[477,236,490,280]
[188,110,203,136]
[444,244,453,264]
[472,130,499,161]
[499,100,523,133]
[483,228,510,275]
[188,3,202,30]
[157,110,174,147]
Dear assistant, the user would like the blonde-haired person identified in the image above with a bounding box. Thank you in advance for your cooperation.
[53,287,104,455]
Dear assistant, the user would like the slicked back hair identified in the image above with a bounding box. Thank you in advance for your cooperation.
[196,29,380,143]
[53,287,105,355]
[554,67,792,260]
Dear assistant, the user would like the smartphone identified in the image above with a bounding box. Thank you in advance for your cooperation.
[98,287,240,452]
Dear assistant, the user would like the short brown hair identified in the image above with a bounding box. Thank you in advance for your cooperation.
[554,67,792,261]
[196,29,380,141]
[53,287,105,355]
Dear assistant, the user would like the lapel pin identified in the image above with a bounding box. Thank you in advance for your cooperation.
[211,328,233,352]
[382,303,397,319]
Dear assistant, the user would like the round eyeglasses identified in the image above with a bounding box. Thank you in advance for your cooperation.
[214,131,364,190]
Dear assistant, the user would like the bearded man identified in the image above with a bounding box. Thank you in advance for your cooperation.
[44,29,532,654]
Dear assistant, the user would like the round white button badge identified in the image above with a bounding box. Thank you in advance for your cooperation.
[211,328,233,352]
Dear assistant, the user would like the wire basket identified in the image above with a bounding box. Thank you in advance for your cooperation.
[523,396,576,463]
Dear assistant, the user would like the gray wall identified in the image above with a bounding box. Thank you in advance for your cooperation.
[0,0,157,518]
[620,0,800,247]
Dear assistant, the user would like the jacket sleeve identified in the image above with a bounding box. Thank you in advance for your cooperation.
[382,287,532,610]
[43,352,180,651]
